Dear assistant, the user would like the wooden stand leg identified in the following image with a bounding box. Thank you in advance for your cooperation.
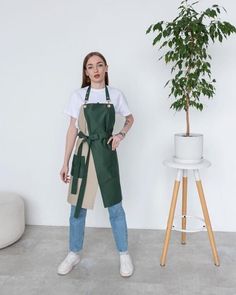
[181,170,187,244]
[194,170,220,266]
[160,169,182,266]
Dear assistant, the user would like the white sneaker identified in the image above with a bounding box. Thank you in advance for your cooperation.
[57,251,81,275]
[120,253,134,277]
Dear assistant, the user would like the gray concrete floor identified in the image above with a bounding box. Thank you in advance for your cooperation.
[0,226,236,295]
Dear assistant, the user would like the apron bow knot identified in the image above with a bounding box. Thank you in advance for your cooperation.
[78,131,99,143]
[78,131,109,145]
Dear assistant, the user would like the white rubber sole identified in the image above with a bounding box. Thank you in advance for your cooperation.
[120,267,134,278]
[57,257,81,276]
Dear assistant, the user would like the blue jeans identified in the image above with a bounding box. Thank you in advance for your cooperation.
[69,202,128,253]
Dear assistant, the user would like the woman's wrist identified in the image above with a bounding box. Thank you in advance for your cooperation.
[115,133,124,140]
[118,131,126,138]
[63,161,69,167]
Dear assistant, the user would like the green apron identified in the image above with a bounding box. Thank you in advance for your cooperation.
[70,85,122,218]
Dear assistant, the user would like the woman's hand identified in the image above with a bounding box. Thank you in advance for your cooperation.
[107,133,124,150]
[60,164,70,183]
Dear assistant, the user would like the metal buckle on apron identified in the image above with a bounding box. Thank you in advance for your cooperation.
[107,100,111,108]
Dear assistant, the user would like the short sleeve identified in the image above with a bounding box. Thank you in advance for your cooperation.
[63,90,83,119]
[116,90,132,117]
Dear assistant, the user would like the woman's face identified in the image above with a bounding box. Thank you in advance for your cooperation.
[85,55,108,84]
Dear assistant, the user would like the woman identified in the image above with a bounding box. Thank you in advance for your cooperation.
[57,52,134,277]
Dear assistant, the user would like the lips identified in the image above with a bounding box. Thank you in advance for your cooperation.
[94,74,100,79]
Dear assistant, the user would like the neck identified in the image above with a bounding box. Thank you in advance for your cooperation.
[90,81,105,89]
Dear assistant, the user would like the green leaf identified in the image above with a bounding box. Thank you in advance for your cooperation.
[218,32,223,42]
[146,24,153,34]
[153,22,163,32]
[168,40,173,48]
[164,80,170,87]
[152,33,163,45]
[176,70,183,78]
[160,40,168,49]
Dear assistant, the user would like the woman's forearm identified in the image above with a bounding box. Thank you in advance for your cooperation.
[63,123,77,166]
[120,114,134,135]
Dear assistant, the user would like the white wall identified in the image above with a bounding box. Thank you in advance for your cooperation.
[1,0,236,231]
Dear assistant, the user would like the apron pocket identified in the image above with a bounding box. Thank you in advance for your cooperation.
[98,152,120,184]
[71,154,86,178]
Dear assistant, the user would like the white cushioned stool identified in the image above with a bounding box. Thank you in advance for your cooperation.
[0,192,25,249]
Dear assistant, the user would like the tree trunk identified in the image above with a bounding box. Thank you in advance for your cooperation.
[186,94,190,136]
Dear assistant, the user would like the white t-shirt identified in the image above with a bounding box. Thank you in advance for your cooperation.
[64,85,132,125]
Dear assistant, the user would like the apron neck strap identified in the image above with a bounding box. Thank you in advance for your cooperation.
[105,86,110,102]
[85,85,91,102]
[84,85,111,103]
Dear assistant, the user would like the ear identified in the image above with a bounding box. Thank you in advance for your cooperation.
[105,64,108,72]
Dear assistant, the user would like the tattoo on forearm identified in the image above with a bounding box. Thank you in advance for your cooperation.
[124,118,131,127]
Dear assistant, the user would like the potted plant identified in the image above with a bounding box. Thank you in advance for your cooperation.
[146,0,236,163]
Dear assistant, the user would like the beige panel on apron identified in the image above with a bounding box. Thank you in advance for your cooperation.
[67,107,98,209]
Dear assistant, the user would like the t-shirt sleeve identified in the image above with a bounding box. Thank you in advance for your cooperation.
[63,90,82,119]
[116,90,132,117]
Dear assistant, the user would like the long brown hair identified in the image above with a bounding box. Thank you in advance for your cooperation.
[81,52,109,88]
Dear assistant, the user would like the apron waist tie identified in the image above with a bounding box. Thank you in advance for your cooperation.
[73,130,111,218]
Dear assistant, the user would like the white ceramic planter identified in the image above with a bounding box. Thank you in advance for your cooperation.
[174,133,203,164]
